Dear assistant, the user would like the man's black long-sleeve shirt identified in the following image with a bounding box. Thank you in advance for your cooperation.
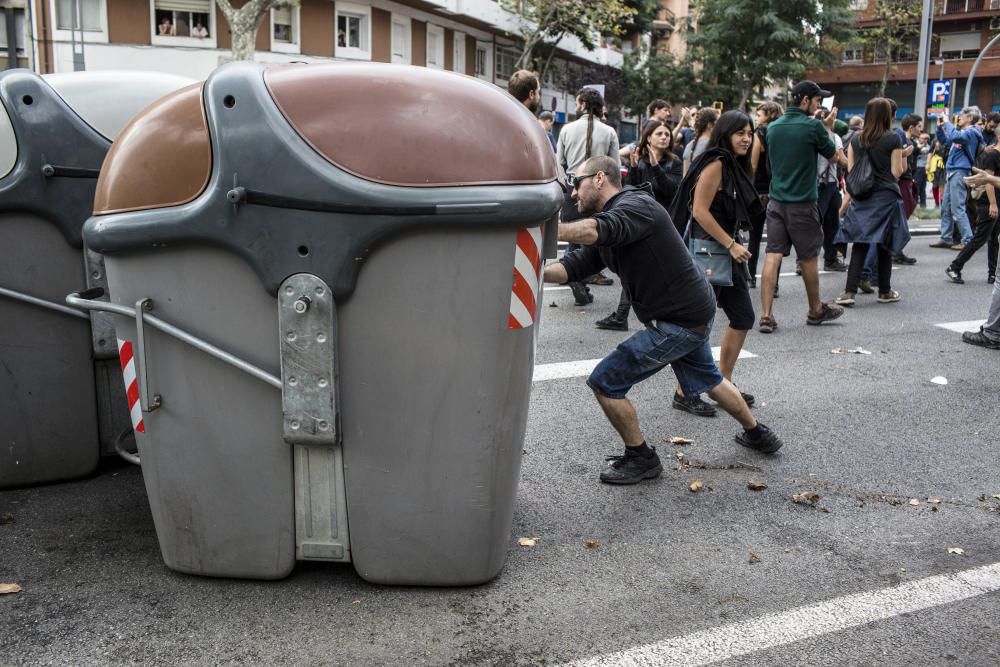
[560,187,716,329]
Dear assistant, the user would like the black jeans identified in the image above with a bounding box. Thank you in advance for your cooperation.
[747,195,767,279]
[914,170,928,208]
[846,243,891,293]
[951,205,999,277]
[818,183,846,264]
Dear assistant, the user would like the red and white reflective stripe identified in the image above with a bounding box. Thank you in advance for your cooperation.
[117,338,145,434]
[508,226,543,329]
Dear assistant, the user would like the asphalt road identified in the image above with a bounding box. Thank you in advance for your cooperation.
[2,233,999,666]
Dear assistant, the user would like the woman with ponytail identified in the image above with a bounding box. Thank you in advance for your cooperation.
[556,87,621,304]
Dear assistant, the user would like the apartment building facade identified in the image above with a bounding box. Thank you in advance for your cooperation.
[806,0,1000,123]
[8,0,625,122]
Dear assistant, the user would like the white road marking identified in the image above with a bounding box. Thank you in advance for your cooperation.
[562,562,1000,667]
[533,349,758,383]
[935,320,986,333]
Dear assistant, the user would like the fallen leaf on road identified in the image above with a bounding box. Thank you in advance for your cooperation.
[0,583,22,595]
[670,437,693,445]
[747,481,768,491]
[351,599,360,604]
[927,498,941,504]
[830,348,844,354]
[748,551,760,564]
[847,347,872,355]
[518,537,540,547]
[585,540,600,549]
[675,452,686,461]
[930,376,948,385]
[689,479,704,493]
[947,547,965,555]
[792,492,821,506]
[992,495,1000,501]
[0,513,14,525]
[909,499,920,506]
[549,302,558,308]
[783,548,792,554]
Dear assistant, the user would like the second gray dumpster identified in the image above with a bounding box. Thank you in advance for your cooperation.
[0,70,193,488]
[80,62,563,584]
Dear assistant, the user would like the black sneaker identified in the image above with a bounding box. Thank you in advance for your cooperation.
[945,267,964,284]
[795,261,802,276]
[672,391,717,417]
[824,259,848,272]
[600,447,663,485]
[569,281,594,305]
[595,313,628,331]
[585,272,614,286]
[892,253,917,265]
[748,275,757,288]
[989,275,996,285]
[740,391,755,407]
[962,330,1000,349]
[735,423,783,454]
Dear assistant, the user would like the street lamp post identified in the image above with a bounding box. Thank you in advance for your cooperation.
[913,0,935,120]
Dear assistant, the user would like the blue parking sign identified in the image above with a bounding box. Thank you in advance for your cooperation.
[929,80,951,105]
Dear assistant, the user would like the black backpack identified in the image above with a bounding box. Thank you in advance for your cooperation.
[845,137,875,200]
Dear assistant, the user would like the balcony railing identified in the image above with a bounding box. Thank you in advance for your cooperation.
[938,0,1000,14]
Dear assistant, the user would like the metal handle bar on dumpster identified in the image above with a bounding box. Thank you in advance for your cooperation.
[227,186,501,217]
[41,164,101,179]
[66,290,282,404]
[1,285,92,320]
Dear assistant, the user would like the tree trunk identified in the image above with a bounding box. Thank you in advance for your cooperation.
[216,0,279,61]
[879,46,892,97]
[537,32,564,84]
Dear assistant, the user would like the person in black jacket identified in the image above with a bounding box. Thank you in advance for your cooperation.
[595,119,683,331]
[544,155,783,485]
[668,111,764,417]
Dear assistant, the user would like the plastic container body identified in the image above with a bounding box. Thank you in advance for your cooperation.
[0,70,192,488]
[86,62,561,583]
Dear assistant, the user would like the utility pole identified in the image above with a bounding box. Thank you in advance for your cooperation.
[913,0,934,120]
[70,0,86,71]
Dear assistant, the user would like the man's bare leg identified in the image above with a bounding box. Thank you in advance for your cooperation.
[593,391,645,446]
[760,252,783,319]
[705,379,757,429]
[800,255,824,315]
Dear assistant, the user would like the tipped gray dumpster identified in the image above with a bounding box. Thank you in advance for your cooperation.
[76,61,562,584]
[0,70,193,488]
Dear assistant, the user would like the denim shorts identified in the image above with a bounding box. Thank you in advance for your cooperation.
[587,319,724,399]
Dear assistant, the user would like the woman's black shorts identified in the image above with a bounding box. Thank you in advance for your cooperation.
[714,259,755,331]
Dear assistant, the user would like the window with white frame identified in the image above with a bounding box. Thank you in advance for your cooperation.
[452,30,465,73]
[51,0,108,43]
[336,2,371,60]
[390,14,410,64]
[842,44,863,63]
[849,0,868,9]
[475,41,492,81]
[271,4,299,53]
[495,44,519,82]
[152,0,214,46]
[0,7,27,61]
[426,24,444,69]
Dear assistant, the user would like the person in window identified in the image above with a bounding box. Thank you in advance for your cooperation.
[595,119,683,331]
[191,21,208,39]
[338,29,347,48]
[158,16,175,36]
[835,97,910,307]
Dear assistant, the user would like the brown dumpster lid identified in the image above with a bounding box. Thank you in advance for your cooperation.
[264,63,559,187]
[93,82,211,215]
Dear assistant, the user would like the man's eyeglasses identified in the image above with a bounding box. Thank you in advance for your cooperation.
[569,171,604,188]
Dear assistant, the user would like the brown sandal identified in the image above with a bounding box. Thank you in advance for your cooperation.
[758,315,777,333]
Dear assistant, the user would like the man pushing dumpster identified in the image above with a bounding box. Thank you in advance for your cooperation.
[543,156,784,485]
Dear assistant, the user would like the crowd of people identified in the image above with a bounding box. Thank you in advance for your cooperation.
[505,70,1000,485]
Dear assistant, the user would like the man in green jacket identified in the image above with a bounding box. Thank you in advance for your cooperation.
[758,80,846,333]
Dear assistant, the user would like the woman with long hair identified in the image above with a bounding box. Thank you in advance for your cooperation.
[595,120,683,330]
[669,110,764,416]
[682,107,719,175]
[556,87,620,305]
[835,97,910,307]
